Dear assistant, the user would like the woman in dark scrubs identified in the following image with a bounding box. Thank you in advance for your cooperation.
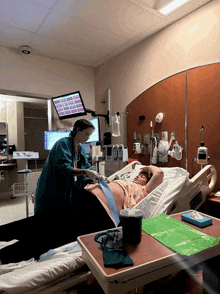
[34,119,95,216]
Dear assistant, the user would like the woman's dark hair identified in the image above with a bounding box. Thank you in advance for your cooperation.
[140,172,153,183]
[69,119,95,138]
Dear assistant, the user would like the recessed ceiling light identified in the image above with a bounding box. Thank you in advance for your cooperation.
[159,0,190,15]
[19,45,32,54]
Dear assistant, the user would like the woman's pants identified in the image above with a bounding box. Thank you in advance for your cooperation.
[0,190,115,264]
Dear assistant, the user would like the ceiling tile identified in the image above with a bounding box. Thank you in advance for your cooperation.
[27,34,64,54]
[52,0,88,15]
[134,17,171,40]
[47,42,112,67]
[28,0,57,9]
[104,17,170,59]
[75,0,162,38]
[63,20,130,52]
[38,12,129,52]
[0,22,34,47]
[37,9,77,38]
[0,0,49,32]
[129,0,157,9]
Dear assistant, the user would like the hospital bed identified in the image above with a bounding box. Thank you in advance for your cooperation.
[0,162,217,294]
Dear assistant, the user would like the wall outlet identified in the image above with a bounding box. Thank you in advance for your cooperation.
[162,131,168,141]
[171,131,175,140]
[135,134,141,143]
[143,133,150,144]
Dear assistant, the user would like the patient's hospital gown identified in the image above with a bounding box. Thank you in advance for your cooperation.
[34,137,91,215]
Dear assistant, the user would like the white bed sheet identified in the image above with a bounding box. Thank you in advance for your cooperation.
[0,241,85,294]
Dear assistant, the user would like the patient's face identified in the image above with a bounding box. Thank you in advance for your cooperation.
[133,173,148,186]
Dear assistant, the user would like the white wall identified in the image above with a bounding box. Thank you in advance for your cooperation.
[0,46,96,130]
[0,46,96,194]
[95,0,220,146]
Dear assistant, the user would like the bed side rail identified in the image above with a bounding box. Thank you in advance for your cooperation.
[162,165,217,215]
[190,165,217,195]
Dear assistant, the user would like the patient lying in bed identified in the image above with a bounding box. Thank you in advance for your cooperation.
[84,165,164,222]
[0,166,163,265]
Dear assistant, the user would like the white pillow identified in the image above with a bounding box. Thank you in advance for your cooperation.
[133,165,189,180]
[134,176,190,219]
[161,167,189,180]
[134,180,171,219]
[150,176,190,217]
[112,165,189,187]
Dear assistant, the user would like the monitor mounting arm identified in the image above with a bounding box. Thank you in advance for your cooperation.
[86,109,109,125]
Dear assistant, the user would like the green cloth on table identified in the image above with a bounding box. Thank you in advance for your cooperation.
[94,229,134,269]
[142,213,220,256]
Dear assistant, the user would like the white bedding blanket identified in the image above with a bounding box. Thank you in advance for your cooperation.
[0,241,85,294]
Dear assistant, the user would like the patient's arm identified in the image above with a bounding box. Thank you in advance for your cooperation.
[141,166,164,194]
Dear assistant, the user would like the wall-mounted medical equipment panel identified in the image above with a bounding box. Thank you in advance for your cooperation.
[133,133,145,154]
[168,141,183,161]
[142,127,183,164]
[90,145,105,176]
[113,144,119,161]
[118,145,128,162]
[197,143,208,165]
[104,145,114,161]
[103,144,128,162]
[196,126,208,166]
[143,133,150,145]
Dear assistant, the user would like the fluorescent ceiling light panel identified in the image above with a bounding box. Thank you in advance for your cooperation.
[159,0,190,15]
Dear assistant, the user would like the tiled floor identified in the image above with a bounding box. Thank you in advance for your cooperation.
[0,194,34,225]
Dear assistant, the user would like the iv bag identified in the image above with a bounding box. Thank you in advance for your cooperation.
[112,114,120,137]
[158,140,169,163]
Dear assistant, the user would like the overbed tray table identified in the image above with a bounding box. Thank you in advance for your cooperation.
[77,210,220,294]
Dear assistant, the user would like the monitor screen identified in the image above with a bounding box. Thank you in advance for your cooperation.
[44,118,100,151]
[44,131,70,150]
[52,91,87,120]
[0,135,7,150]
[87,117,100,143]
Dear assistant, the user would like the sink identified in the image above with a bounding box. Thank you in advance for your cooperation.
[0,163,17,170]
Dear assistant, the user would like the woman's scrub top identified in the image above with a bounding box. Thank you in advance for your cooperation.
[34,136,91,216]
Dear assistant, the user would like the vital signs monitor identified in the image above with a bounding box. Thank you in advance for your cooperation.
[44,117,100,151]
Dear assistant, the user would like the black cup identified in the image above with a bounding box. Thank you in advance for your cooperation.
[120,208,143,245]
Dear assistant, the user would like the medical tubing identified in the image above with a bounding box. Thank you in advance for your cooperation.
[168,137,174,150]
[98,178,120,227]
[152,147,158,164]
[151,137,158,164]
